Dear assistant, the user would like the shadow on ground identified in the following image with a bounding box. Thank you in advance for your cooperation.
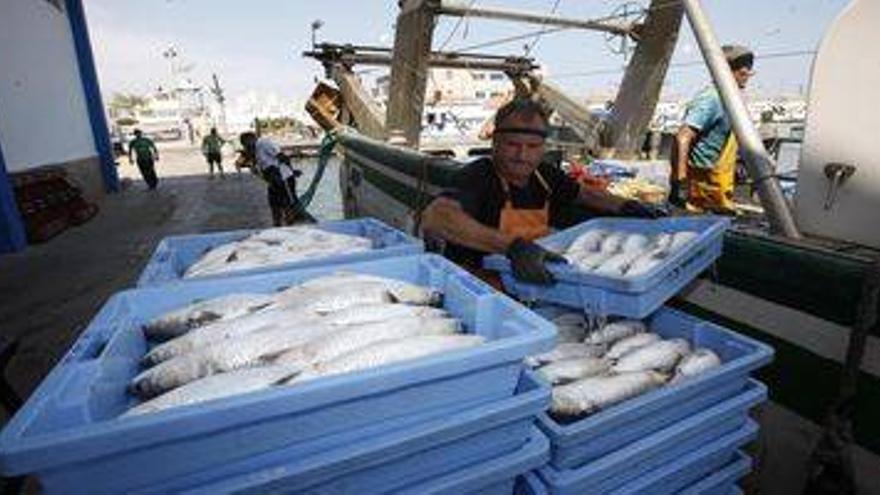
[0,172,273,412]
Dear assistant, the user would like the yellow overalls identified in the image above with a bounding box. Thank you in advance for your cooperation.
[686,134,738,214]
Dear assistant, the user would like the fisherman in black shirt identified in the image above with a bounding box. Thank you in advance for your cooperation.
[422,97,659,286]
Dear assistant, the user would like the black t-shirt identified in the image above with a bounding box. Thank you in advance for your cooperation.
[442,158,581,267]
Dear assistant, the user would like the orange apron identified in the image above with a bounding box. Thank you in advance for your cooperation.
[473,171,553,289]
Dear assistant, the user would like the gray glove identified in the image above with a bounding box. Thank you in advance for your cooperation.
[506,238,566,285]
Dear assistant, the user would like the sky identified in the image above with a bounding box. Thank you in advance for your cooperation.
[84,0,852,106]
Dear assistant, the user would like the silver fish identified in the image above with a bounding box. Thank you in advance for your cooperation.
[593,251,644,277]
[611,338,691,373]
[274,316,460,368]
[130,321,339,397]
[670,348,722,383]
[566,229,607,254]
[536,357,611,385]
[319,303,448,327]
[621,233,650,253]
[624,252,665,278]
[552,313,587,344]
[184,229,372,278]
[584,320,647,345]
[143,307,316,366]
[275,273,440,310]
[652,233,674,251]
[604,333,662,360]
[599,232,627,253]
[142,293,276,340]
[290,335,485,384]
[551,371,667,416]
[525,343,607,368]
[124,364,301,416]
[571,250,617,271]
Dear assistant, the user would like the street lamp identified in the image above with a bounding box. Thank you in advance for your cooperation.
[311,19,324,49]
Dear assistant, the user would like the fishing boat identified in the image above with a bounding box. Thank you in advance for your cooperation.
[302,1,880,491]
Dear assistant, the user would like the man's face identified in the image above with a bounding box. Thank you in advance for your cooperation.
[493,113,546,186]
[732,66,753,89]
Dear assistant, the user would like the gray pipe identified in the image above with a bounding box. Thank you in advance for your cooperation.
[681,0,801,238]
[437,0,635,38]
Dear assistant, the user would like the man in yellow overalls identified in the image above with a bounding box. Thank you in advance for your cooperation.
[422,97,661,286]
[670,45,755,214]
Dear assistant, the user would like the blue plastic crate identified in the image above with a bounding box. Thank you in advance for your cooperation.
[536,306,773,470]
[514,450,757,495]
[517,472,549,495]
[678,451,751,495]
[0,255,555,494]
[395,427,550,495]
[537,381,765,495]
[484,217,731,318]
[162,370,548,494]
[610,439,752,494]
[136,218,424,287]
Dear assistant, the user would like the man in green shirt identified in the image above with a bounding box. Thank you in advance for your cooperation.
[201,127,226,178]
[128,129,160,190]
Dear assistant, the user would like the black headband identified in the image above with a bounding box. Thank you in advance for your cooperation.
[494,127,548,138]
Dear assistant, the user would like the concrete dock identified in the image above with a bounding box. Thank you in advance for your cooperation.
[0,144,275,406]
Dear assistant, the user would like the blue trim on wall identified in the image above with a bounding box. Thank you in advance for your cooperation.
[0,139,27,253]
[65,0,119,193]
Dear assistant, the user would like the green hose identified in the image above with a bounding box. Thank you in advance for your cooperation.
[291,132,337,218]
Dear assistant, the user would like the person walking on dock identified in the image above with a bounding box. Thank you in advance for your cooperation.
[202,127,226,179]
[239,132,307,226]
[128,129,160,190]
[670,45,755,214]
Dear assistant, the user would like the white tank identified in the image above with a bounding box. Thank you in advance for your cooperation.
[794,0,880,248]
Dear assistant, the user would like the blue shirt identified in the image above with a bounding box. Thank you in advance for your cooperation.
[683,87,732,169]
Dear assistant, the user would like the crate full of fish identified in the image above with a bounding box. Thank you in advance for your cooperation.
[483,217,731,318]
[536,385,763,495]
[136,217,424,287]
[528,306,772,470]
[159,371,548,494]
[0,254,555,494]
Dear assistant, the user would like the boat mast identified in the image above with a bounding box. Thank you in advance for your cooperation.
[387,0,438,148]
[605,0,684,158]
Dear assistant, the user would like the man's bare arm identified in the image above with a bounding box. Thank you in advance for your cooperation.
[421,197,514,254]
[672,126,697,182]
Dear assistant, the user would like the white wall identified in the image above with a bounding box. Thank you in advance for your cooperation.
[0,0,96,173]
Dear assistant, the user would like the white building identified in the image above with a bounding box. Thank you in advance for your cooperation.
[370,68,513,106]
[0,0,118,252]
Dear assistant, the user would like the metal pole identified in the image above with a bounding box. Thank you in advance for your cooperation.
[437,0,636,38]
[681,0,801,239]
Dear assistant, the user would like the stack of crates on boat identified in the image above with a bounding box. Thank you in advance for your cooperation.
[0,218,557,494]
[485,217,775,494]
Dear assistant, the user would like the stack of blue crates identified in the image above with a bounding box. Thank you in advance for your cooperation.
[484,217,774,494]
[0,220,557,494]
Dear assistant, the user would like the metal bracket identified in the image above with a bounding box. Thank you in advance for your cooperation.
[823,163,856,211]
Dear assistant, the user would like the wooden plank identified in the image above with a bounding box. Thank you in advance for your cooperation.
[386,0,437,148]
[605,0,684,157]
